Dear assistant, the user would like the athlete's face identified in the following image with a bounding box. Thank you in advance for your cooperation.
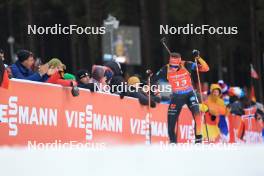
[169,56,181,67]
[169,57,181,72]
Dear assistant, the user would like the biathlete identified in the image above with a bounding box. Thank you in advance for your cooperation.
[152,51,209,143]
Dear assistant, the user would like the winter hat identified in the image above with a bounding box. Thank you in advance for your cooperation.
[218,80,229,94]
[218,80,224,85]
[228,87,245,98]
[48,58,66,70]
[128,76,140,86]
[169,52,181,66]
[17,50,33,62]
[92,65,106,82]
[77,69,90,80]
[104,60,123,75]
[64,73,76,80]
[210,84,222,95]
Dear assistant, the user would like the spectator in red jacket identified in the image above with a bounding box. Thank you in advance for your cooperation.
[0,49,7,67]
[46,58,79,96]
[0,49,9,89]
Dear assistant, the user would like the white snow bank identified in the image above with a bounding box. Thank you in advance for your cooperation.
[0,144,263,176]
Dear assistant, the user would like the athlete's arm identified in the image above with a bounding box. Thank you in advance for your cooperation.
[151,65,167,83]
[184,57,209,72]
[196,57,209,72]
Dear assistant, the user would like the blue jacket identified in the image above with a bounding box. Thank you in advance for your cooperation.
[10,61,48,82]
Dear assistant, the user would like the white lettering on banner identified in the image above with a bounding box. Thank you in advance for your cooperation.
[18,107,57,126]
[179,125,195,141]
[243,131,262,143]
[65,104,123,141]
[130,118,146,135]
[65,111,79,128]
[151,121,167,137]
[19,106,29,124]
[0,104,8,123]
[86,105,93,140]
[130,118,167,137]
[0,96,58,136]
[93,114,122,132]
[65,111,87,129]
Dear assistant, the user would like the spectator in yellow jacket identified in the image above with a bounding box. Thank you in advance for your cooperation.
[206,84,227,116]
[201,84,229,142]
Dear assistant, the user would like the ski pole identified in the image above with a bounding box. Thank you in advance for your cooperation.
[193,50,209,142]
[160,37,172,55]
[145,69,153,144]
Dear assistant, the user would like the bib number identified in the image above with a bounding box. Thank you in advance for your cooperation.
[175,79,187,87]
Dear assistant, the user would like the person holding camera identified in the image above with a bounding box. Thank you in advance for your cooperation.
[10,50,49,82]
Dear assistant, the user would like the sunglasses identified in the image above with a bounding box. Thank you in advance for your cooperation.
[169,65,179,69]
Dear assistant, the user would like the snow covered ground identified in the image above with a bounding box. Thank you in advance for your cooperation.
[0,144,263,176]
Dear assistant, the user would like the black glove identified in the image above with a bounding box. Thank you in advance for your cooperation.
[192,49,200,58]
[119,92,125,99]
[71,82,79,97]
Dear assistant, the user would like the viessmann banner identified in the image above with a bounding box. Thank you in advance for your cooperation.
[0,79,262,146]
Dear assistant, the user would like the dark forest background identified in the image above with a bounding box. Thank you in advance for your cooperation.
[0,0,263,102]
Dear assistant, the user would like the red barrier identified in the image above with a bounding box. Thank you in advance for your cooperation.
[0,79,197,146]
[0,79,262,146]
[228,108,263,143]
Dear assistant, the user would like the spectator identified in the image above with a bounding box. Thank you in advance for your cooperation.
[255,108,264,141]
[0,49,12,79]
[0,52,9,89]
[104,60,125,93]
[46,58,79,96]
[206,84,227,116]
[0,49,7,68]
[32,58,43,72]
[218,80,230,105]
[125,76,157,108]
[76,69,96,92]
[201,84,229,141]
[228,97,245,116]
[256,109,264,121]
[218,80,229,95]
[228,87,246,115]
[90,65,109,92]
[10,50,49,81]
